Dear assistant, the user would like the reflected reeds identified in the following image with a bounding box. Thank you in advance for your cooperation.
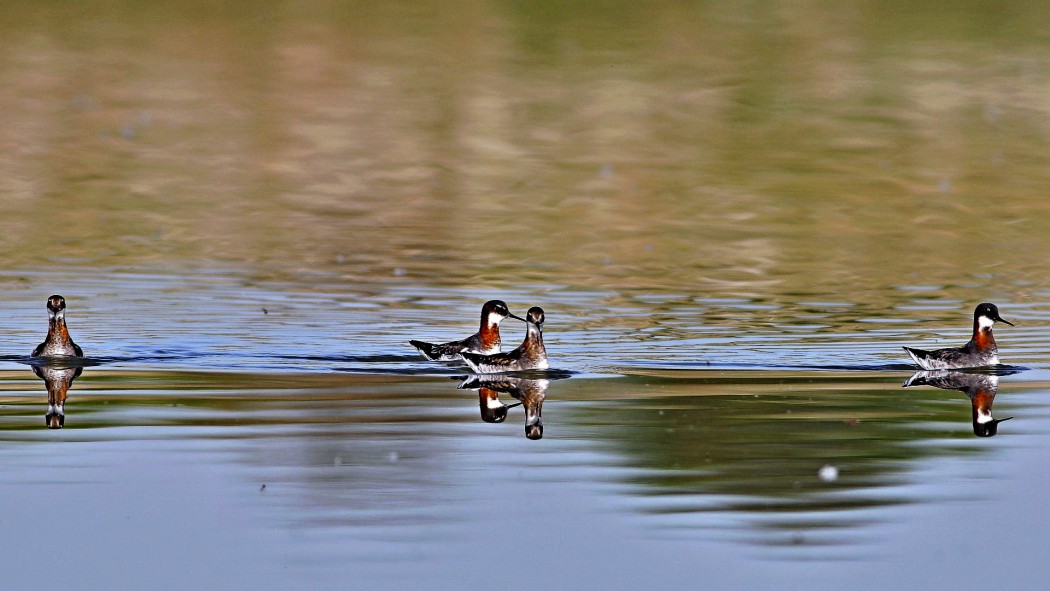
[0,367,1041,559]
[570,370,1031,547]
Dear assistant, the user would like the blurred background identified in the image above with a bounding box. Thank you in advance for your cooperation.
[2,2,1050,589]
[2,0,1048,297]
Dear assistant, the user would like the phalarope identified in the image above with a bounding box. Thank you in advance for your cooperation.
[903,303,1012,370]
[31,295,84,358]
[410,300,524,361]
[460,307,548,373]
[904,370,1011,437]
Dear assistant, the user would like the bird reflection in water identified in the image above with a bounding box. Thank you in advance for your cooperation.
[459,376,548,440]
[32,361,84,429]
[904,370,1014,437]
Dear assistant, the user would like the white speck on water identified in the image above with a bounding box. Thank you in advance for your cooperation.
[333,455,343,466]
[818,464,839,482]
[387,451,399,463]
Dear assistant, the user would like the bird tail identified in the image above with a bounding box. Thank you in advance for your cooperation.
[902,346,929,369]
[410,340,444,360]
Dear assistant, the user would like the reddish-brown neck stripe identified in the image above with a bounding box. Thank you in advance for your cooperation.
[479,322,500,350]
[973,328,996,351]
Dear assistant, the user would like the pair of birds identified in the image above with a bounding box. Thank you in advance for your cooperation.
[411,300,1015,372]
[410,300,549,373]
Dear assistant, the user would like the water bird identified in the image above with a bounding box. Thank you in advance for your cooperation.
[410,300,524,361]
[904,370,1012,437]
[460,307,548,374]
[31,295,84,358]
[902,303,1012,370]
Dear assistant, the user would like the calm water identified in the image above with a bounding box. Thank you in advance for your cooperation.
[3,1,1050,589]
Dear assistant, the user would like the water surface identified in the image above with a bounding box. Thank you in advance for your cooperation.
[2,1,1050,589]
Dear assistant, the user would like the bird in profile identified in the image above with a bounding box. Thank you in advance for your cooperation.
[460,307,548,373]
[410,300,524,361]
[903,303,1012,370]
[32,295,84,358]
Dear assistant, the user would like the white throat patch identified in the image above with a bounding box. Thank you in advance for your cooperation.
[977,315,995,330]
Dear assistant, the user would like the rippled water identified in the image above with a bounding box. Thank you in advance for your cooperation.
[4,1,1050,589]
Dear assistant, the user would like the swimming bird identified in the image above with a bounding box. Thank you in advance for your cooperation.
[460,307,548,373]
[410,300,524,361]
[31,295,84,358]
[903,303,1012,370]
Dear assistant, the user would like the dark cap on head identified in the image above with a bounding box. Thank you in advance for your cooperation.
[974,303,1013,326]
[482,300,525,323]
[483,300,510,315]
[47,295,66,312]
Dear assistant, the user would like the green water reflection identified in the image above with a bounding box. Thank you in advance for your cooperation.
[575,373,992,538]
[0,369,1019,536]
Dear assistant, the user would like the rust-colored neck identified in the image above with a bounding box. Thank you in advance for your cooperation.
[479,320,500,351]
[521,323,545,354]
[972,326,996,351]
[49,317,70,344]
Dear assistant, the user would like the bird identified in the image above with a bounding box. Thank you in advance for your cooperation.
[31,295,84,358]
[460,307,548,373]
[903,303,1012,370]
[409,300,524,361]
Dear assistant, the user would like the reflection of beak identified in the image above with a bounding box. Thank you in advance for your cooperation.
[45,411,64,429]
[973,416,1012,437]
[996,316,1014,326]
[525,418,543,440]
[505,402,523,410]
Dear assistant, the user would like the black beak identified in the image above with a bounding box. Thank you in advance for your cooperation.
[996,315,1014,326]
[507,313,526,323]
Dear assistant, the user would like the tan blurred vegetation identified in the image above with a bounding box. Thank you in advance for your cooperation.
[0,0,1049,300]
